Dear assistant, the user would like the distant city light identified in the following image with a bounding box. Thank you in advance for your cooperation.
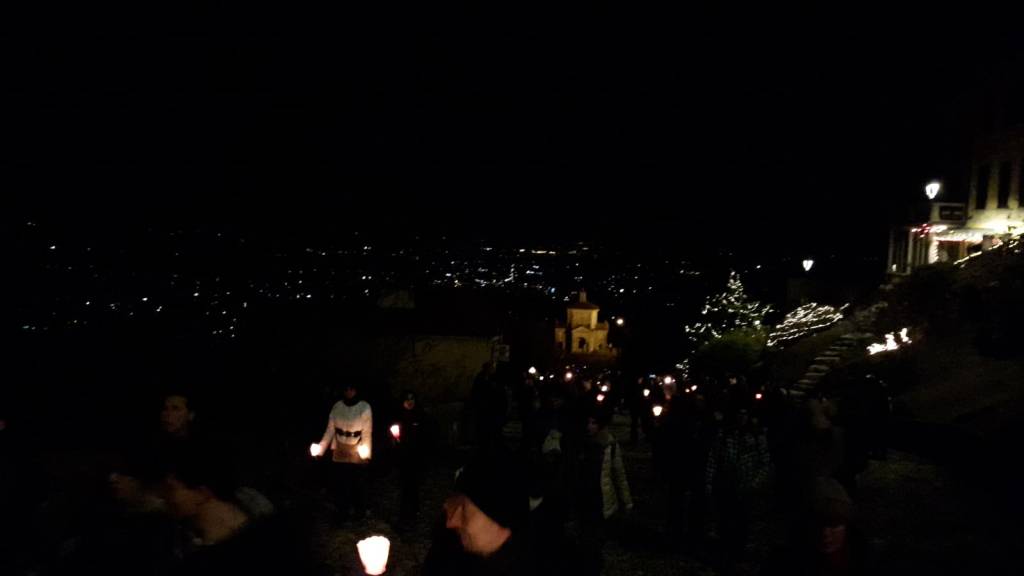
[528,366,537,375]
[663,376,674,385]
[802,259,815,272]
[600,384,609,393]
[596,393,606,403]
[615,318,625,326]
[925,181,941,200]
[564,371,574,381]
[141,297,148,302]
[755,393,763,400]
[652,405,663,417]
[643,389,651,398]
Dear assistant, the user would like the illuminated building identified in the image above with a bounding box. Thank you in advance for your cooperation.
[889,125,1024,274]
[554,291,616,356]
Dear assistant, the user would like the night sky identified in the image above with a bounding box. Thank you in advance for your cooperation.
[6,4,1022,255]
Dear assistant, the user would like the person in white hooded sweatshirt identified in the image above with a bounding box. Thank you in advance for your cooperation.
[312,382,373,522]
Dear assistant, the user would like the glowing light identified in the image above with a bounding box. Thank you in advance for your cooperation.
[356,444,371,460]
[309,443,322,457]
[356,536,391,576]
[600,384,609,393]
[539,376,545,381]
[528,366,537,375]
[652,405,664,417]
[755,393,763,400]
[663,376,674,385]
[596,393,606,403]
[643,389,651,398]
[389,424,401,440]
[867,328,911,355]
[690,385,698,392]
[49,245,56,250]
[925,181,941,200]
[616,318,625,326]
[141,297,148,302]
[802,259,815,272]
[564,371,574,381]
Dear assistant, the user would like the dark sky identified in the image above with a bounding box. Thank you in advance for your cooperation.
[5,4,1022,254]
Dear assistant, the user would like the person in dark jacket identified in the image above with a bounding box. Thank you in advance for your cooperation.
[393,390,433,530]
[761,478,871,576]
[423,447,531,576]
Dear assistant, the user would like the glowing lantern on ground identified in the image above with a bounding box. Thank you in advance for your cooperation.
[356,535,391,575]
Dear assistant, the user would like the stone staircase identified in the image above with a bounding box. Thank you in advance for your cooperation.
[786,332,874,399]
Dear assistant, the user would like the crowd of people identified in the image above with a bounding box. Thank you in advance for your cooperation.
[0,360,892,576]
[429,363,892,576]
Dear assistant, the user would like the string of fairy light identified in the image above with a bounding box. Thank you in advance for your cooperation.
[766,302,849,347]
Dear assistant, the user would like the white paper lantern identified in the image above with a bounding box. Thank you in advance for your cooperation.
[356,535,390,575]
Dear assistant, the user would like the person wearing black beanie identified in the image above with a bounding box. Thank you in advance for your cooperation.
[423,447,532,576]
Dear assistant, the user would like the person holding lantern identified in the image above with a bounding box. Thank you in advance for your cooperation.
[393,390,433,531]
[311,382,373,523]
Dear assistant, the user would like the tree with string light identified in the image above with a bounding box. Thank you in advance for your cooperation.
[684,270,772,349]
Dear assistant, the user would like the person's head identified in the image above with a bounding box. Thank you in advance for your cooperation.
[160,393,194,437]
[342,383,358,401]
[445,451,525,556]
[402,390,417,411]
[586,410,611,436]
[444,493,511,556]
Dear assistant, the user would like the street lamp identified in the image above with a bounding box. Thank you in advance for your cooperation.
[925,181,941,200]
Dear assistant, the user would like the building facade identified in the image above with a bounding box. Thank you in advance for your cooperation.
[888,126,1024,274]
[554,291,615,356]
